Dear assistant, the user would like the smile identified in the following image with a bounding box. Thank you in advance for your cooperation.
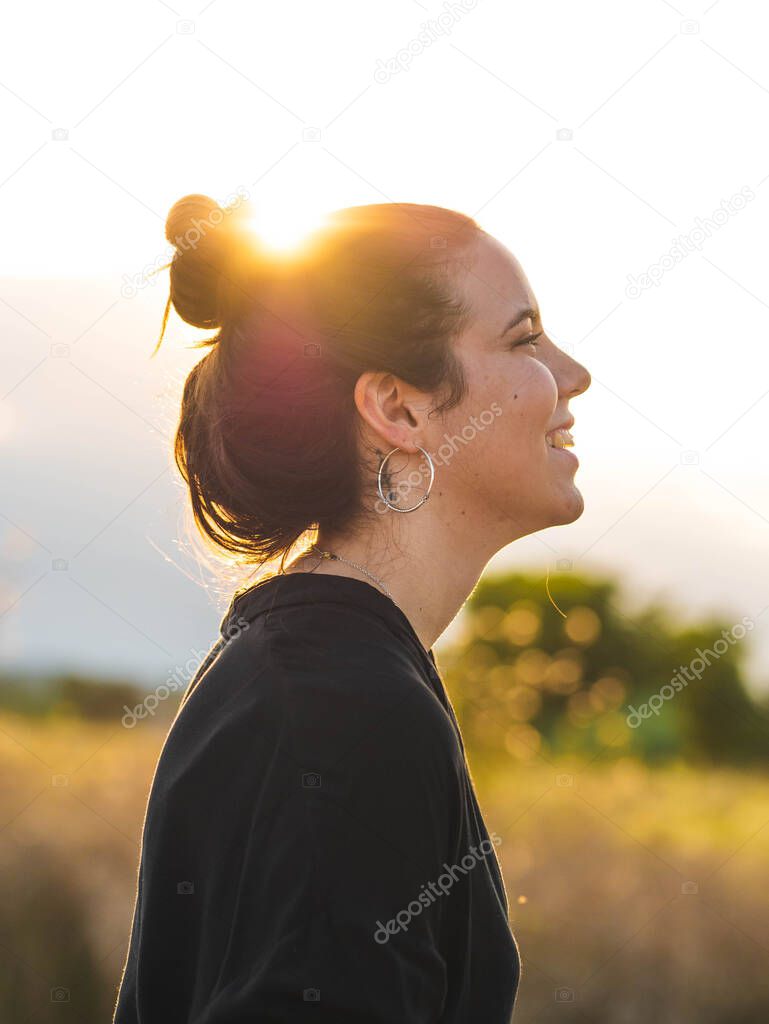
[546,428,574,449]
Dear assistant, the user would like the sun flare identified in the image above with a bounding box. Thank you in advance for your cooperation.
[244,205,331,253]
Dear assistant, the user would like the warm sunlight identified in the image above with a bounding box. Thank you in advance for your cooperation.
[245,202,332,253]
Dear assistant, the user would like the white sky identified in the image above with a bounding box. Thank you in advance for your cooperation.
[3,0,769,690]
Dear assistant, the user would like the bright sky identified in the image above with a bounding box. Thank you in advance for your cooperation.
[3,0,769,688]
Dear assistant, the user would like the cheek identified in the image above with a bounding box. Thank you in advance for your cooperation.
[475,354,556,412]
[499,361,558,450]
[436,358,556,476]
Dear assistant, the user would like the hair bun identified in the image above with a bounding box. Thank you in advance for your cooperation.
[165,193,237,330]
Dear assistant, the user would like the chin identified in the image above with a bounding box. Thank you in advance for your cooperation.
[546,485,585,527]
[506,487,585,540]
[560,486,585,523]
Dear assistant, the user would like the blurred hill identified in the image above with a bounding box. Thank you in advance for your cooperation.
[0,673,147,720]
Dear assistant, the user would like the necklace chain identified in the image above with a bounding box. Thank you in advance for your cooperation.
[307,544,393,600]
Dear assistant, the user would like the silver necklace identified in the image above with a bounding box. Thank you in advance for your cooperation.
[307,543,393,600]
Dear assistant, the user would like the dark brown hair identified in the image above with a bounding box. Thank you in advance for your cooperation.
[157,194,484,568]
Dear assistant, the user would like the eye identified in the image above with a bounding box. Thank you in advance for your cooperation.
[511,332,543,350]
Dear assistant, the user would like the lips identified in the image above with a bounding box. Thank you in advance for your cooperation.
[546,428,574,449]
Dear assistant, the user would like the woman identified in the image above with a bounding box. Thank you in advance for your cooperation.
[113,194,590,1023]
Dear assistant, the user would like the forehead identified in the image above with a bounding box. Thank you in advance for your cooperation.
[459,234,537,328]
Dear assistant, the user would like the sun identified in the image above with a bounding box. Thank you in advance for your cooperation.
[243,203,331,253]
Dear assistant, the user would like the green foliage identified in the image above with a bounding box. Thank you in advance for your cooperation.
[0,674,148,720]
[441,571,769,770]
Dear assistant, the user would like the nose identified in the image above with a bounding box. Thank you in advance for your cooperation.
[562,350,591,398]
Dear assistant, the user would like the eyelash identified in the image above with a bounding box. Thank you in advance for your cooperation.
[512,332,543,350]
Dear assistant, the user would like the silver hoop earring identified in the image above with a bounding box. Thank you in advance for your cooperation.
[377,445,435,513]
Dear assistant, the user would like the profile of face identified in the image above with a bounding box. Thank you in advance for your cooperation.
[425,233,592,546]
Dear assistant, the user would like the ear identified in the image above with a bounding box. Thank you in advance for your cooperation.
[353,371,430,452]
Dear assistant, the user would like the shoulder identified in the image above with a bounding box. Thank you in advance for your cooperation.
[172,597,462,791]
[261,600,460,761]
[262,598,424,689]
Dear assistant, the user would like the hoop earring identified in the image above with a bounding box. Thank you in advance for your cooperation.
[377,445,435,513]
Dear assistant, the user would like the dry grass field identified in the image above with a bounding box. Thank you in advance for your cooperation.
[1,712,767,1023]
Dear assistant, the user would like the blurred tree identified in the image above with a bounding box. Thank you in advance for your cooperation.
[440,571,769,771]
[53,675,148,720]
[0,674,148,721]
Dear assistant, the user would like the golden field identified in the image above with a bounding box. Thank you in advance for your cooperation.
[1,712,768,1023]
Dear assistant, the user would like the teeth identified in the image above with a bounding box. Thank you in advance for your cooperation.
[546,428,574,449]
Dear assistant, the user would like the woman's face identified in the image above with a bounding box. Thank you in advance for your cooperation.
[430,233,591,545]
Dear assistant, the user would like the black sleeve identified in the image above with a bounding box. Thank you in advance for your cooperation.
[200,657,466,1023]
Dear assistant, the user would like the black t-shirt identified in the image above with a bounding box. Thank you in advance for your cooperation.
[113,573,520,1023]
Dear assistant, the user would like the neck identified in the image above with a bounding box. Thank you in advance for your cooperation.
[308,509,500,654]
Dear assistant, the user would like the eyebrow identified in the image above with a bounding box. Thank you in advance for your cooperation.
[499,307,540,338]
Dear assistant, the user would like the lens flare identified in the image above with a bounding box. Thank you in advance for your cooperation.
[244,206,330,253]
